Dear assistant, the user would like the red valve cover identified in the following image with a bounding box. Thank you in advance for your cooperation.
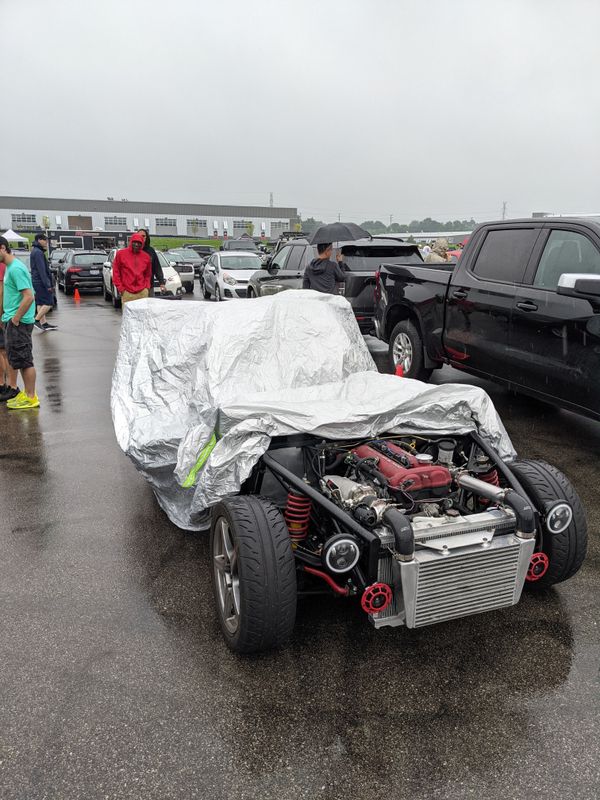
[352,442,452,494]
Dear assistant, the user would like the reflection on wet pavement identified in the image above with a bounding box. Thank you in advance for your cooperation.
[0,296,598,800]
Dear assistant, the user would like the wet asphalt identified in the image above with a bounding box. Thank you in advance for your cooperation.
[1,290,598,800]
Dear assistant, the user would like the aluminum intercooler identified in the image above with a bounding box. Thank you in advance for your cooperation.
[370,508,535,629]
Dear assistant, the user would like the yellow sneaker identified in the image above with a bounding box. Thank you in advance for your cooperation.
[7,393,40,410]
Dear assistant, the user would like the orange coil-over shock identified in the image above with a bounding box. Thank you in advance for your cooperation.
[284,491,312,541]
[478,468,500,505]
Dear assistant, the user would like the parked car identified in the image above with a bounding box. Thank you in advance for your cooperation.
[48,248,68,278]
[182,244,217,259]
[167,248,206,279]
[247,237,424,334]
[202,251,263,301]
[375,217,600,421]
[220,238,259,252]
[163,251,195,293]
[57,249,106,294]
[102,249,183,308]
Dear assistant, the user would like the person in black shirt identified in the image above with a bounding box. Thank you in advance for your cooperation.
[302,243,346,294]
[138,228,165,295]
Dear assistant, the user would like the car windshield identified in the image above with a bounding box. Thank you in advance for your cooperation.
[165,252,184,262]
[229,241,257,250]
[157,251,170,267]
[73,254,106,266]
[340,244,423,270]
[174,249,201,260]
[222,255,261,269]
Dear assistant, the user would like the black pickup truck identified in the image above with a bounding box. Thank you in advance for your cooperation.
[375,218,600,421]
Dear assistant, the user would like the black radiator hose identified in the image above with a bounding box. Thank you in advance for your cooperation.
[382,507,415,561]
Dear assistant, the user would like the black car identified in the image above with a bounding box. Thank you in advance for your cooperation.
[57,249,106,294]
[375,217,600,421]
[48,248,68,279]
[247,237,423,334]
[220,238,259,252]
[182,244,217,260]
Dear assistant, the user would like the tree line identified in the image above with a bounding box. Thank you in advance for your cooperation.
[300,217,476,235]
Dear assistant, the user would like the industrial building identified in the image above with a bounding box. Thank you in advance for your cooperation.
[0,195,299,240]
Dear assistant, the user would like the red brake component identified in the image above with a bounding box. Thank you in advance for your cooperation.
[353,442,451,494]
[361,583,393,614]
[526,552,550,582]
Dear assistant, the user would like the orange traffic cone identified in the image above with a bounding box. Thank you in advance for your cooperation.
[74,287,81,303]
[395,363,404,377]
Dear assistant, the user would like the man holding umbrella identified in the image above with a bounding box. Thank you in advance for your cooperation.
[303,222,370,295]
[303,243,346,294]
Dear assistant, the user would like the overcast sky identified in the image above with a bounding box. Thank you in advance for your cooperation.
[3,0,600,223]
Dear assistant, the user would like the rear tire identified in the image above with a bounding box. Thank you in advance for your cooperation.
[510,459,587,587]
[112,287,122,309]
[210,496,297,654]
[185,283,194,294]
[388,320,433,381]
[65,283,73,296]
[203,285,211,300]
[103,282,111,301]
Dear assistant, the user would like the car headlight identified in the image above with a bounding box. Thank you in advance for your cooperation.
[545,502,572,534]
[323,535,360,573]
[222,272,236,286]
[261,284,287,295]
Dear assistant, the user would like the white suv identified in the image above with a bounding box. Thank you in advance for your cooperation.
[102,249,183,308]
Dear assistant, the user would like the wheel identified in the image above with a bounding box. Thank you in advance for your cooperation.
[65,282,73,296]
[185,283,194,294]
[103,281,111,301]
[388,320,433,380]
[203,283,211,300]
[112,286,122,309]
[58,276,64,292]
[210,496,297,654]
[510,459,587,588]
[247,287,255,298]
[214,285,221,302]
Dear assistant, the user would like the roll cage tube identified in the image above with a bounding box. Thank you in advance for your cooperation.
[260,452,381,582]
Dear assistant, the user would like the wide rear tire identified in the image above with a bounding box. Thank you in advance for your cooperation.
[210,496,297,653]
[510,459,587,587]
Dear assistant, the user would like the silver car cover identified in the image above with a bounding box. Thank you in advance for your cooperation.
[112,291,515,530]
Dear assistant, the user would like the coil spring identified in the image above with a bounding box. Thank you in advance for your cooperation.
[478,468,500,505]
[284,492,312,541]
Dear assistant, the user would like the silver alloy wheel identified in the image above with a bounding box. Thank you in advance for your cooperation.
[213,517,240,634]
[392,331,413,373]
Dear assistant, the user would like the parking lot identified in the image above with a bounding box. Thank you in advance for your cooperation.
[1,291,599,800]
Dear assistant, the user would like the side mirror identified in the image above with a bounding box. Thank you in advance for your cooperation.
[557,273,600,299]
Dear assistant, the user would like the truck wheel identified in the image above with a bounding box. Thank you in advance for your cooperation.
[388,321,432,381]
[510,459,587,587]
[210,496,297,653]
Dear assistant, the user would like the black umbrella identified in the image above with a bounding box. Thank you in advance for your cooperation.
[308,222,372,245]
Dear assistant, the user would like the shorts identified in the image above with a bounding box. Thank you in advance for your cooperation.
[0,324,5,350]
[5,320,34,370]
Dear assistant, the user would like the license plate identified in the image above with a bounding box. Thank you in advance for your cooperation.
[90,269,99,275]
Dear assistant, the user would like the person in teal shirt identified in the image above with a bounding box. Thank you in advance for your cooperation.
[0,236,39,409]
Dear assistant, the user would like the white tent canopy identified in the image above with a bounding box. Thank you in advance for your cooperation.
[1,228,29,243]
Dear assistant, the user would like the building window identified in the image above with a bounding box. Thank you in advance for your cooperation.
[156,217,177,228]
[104,216,128,231]
[186,218,208,236]
[233,219,252,231]
[12,213,37,229]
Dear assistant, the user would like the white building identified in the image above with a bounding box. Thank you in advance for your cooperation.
[0,196,299,239]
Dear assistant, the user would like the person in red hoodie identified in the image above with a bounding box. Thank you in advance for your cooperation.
[112,232,152,306]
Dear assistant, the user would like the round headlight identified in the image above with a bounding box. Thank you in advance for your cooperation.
[323,535,360,573]
[546,502,572,534]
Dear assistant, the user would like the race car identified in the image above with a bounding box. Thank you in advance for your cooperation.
[112,291,587,653]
